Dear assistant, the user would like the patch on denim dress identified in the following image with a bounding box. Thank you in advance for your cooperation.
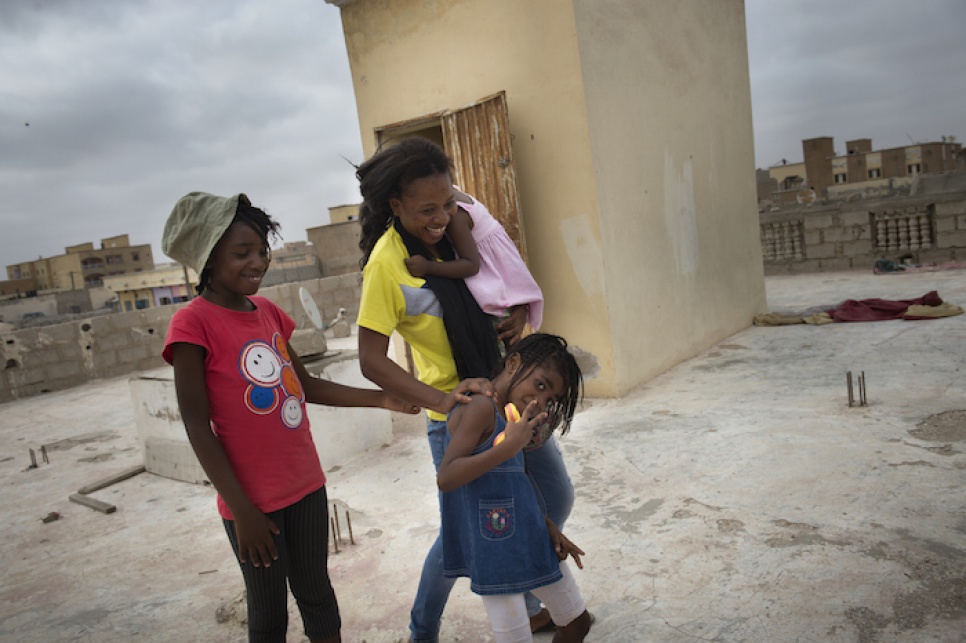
[479,499,515,541]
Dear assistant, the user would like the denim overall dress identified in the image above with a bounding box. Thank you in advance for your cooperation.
[440,401,563,595]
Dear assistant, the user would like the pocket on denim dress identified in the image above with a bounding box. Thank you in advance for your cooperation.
[479,498,515,541]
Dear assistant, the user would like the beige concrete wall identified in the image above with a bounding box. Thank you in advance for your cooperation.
[571,0,766,393]
[337,0,612,392]
[130,357,394,484]
[0,273,365,403]
[335,0,764,396]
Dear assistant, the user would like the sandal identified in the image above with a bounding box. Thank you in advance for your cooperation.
[530,608,556,633]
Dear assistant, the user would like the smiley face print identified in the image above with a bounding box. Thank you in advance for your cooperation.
[238,335,304,429]
[240,341,283,387]
[280,396,303,429]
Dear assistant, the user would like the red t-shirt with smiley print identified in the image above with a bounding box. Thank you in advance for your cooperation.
[163,295,325,519]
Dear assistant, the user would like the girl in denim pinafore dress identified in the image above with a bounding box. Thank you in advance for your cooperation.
[436,334,593,642]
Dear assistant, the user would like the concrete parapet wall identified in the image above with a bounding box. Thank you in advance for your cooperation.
[761,192,966,275]
[0,273,364,403]
[129,355,392,484]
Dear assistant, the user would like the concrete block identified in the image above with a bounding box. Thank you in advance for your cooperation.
[118,344,151,365]
[936,217,956,233]
[136,356,168,373]
[803,230,822,245]
[8,367,46,387]
[129,354,392,484]
[55,347,86,368]
[934,200,965,216]
[8,382,50,398]
[822,227,858,243]
[790,259,822,274]
[36,324,78,344]
[808,243,837,259]
[935,230,966,249]
[87,315,114,334]
[918,249,955,264]
[290,329,328,359]
[92,350,119,370]
[957,215,966,230]
[24,347,62,367]
[840,211,871,227]
[111,312,145,331]
[141,306,174,325]
[143,437,208,485]
[46,361,81,380]
[94,331,133,352]
[803,214,835,231]
[818,257,854,272]
[841,240,874,256]
[10,328,38,347]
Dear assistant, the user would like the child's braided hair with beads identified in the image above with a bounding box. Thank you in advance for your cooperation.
[500,333,583,437]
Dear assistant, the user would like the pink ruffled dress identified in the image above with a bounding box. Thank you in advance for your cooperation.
[457,193,544,330]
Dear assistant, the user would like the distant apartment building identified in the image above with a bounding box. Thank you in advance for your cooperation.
[763,136,963,206]
[5,234,154,293]
[328,203,360,224]
[102,263,197,312]
[306,218,362,278]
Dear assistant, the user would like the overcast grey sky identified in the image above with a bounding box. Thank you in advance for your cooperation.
[2,0,964,269]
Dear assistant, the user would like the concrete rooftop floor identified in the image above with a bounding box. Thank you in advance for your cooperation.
[1,269,965,642]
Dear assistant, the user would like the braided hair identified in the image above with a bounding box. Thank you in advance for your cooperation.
[355,137,453,268]
[196,195,281,295]
[502,333,583,435]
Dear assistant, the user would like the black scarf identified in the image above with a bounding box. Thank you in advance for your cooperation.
[393,217,501,379]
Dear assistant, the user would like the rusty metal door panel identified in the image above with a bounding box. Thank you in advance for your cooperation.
[441,91,527,260]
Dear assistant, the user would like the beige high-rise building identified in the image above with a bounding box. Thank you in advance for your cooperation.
[6,234,154,293]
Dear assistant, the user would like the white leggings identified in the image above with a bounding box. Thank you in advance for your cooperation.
[481,562,585,643]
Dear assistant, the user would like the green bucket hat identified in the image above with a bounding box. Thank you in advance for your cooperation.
[162,192,249,273]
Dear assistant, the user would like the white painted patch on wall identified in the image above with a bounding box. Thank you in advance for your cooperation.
[664,150,700,276]
[560,214,605,299]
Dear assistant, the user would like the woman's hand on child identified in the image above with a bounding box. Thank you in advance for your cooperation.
[234,506,281,568]
[545,516,586,569]
[443,378,496,412]
[404,255,433,277]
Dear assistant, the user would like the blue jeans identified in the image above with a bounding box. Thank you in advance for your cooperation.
[409,419,575,641]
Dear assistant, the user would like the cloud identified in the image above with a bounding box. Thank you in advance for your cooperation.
[2,0,964,270]
[0,0,362,266]
[746,0,966,167]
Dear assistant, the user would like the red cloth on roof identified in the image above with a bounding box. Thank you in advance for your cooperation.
[828,291,943,322]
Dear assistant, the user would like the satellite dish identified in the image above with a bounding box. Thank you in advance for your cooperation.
[299,287,323,330]
[796,188,816,205]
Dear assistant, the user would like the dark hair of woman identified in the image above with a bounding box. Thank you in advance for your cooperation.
[355,137,453,269]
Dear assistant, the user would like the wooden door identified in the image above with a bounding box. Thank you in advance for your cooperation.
[375,91,527,260]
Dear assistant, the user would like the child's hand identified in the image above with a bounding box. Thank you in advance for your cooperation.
[234,506,281,568]
[503,400,545,451]
[496,304,529,347]
[404,255,434,277]
[545,516,586,569]
[382,393,420,414]
[443,378,496,412]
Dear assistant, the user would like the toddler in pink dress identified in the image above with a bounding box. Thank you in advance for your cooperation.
[404,187,544,335]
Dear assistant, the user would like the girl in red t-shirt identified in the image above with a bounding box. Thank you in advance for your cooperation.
[162,192,418,643]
